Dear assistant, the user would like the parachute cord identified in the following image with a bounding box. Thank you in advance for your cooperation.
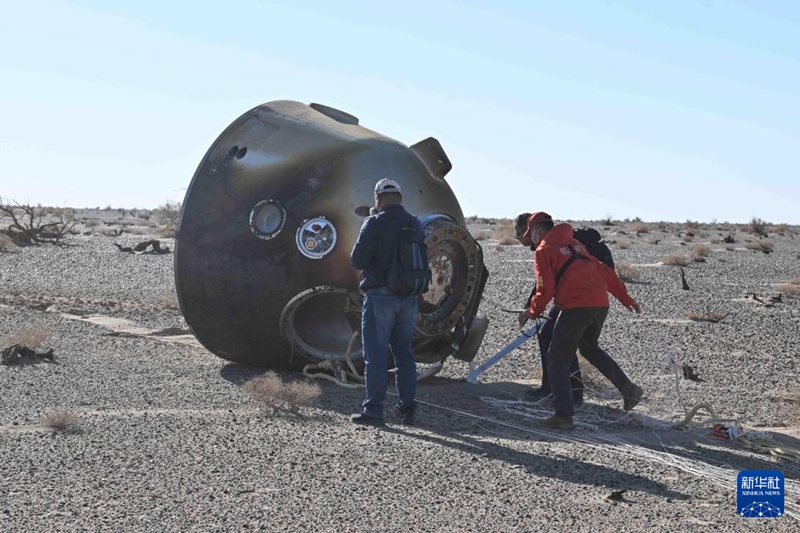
[302,331,365,389]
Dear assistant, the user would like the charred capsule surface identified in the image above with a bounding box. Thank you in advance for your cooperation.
[175,100,488,369]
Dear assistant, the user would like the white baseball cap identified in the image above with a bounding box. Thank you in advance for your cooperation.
[374,178,402,195]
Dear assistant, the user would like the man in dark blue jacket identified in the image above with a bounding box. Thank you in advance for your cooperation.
[350,178,425,426]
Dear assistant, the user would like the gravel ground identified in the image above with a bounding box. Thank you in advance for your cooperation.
[1,224,799,532]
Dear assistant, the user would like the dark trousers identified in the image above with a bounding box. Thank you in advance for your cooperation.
[547,307,631,417]
[537,306,583,400]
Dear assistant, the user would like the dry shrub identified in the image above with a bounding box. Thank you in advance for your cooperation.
[2,325,51,349]
[690,244,711,260]
[790,277,800,285]
[492,221,518,245]
[684,220,700,230]
[629,221,649,233]
[682,234,694,242]
[614,239,630,250]
[746,217,768,236]
[744,240,774,253]
[126,226,153,235]
[724,244,736,252]
[155,201,181,238]
[472,229,492,241]
[684,310,728,323]
[771,223,789,235]
[775,283,798,296]
[0,233,16,251]
[662,253,692,267]
[243,372,321,414]
[83,219,101,228]
[615,261,641,282]
[41,410,80,431]
[155,291,180,309]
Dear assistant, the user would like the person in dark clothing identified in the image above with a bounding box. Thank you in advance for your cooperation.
[518,212,643,430]
[349,178,425,426]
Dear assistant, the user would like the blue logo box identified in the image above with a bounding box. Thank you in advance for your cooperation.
[737,470,784,518]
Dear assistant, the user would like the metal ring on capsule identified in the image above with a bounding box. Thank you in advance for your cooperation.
[249,199,286,240]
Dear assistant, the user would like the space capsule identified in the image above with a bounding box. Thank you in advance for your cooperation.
[175,100,489,371]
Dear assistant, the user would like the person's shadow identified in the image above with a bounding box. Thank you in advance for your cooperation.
[221,364,800,501]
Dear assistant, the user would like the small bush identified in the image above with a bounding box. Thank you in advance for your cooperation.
[724,244,736,252]
[243,372,321,415]
[684,220,700,230]
[775,284,798,296]
[614,239,630,250]
[0,234,16,251]
[744,240,774,253]
[790,277,800,285]
[155,291,180,309]
[41,410,80,431]
[690,244,711,261]
[684,310,728,323]
[662,253,692,267]
[629,222,649,233]
[746,217,768,236]
[155,201,181,238]
[615,262,641,282]
[2,325,51,349]
[771,223,789,235]
[472,229,492,241]
[682,234,694,243]
[490,220,517,245]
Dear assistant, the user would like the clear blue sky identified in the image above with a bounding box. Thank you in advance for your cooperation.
[2,0,799,223]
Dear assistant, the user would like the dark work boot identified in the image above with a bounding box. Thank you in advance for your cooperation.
[622,382,644,411]
[526,386,552,400]
[540,415,574,430]
[398,408,416,426]
[350,413,385,427]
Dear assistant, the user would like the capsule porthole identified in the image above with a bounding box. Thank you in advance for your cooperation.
[249,199,286,240]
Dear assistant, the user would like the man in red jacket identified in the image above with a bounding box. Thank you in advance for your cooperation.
[518,212,643,430]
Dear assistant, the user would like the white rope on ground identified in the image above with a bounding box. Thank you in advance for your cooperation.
[734,431,800,459]
[300,333,800,517]
[403,392,800,521]
[661,353,800,459]
[302,331,365,389]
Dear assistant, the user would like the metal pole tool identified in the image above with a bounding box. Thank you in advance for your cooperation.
[466,319,544,383]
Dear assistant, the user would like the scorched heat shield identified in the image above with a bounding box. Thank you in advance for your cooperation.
[175,100,488,369]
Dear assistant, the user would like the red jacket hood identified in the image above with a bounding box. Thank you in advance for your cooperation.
[537,223,574,248]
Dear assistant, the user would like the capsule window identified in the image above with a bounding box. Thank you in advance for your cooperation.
[249,199,286,240]
[296,217,337,259]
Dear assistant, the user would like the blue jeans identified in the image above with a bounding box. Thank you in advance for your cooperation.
[361,287,418,419]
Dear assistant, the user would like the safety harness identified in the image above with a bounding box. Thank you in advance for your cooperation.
[554,245,591,286]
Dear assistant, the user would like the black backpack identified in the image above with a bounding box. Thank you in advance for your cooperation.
[573,227,614,269]
[387,214,431,295]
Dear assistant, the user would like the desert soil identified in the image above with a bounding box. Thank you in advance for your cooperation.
[1,218,799,532]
